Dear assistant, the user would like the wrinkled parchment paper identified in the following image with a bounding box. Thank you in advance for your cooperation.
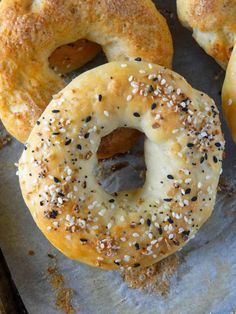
[0,1,236,313]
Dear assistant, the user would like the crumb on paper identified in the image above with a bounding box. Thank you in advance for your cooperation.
[0,121,12,149]
[121,255,180,296]
[214,70,224,80]
[219,176,236,198]
[47,254,77,314]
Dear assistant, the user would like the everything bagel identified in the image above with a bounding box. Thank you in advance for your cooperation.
[18,62,224,270]
[0,0,173,149]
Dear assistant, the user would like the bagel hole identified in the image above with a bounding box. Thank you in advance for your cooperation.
[49,39,107,83]
[94,128,147,194]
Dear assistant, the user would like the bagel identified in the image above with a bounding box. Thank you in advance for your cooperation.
[18,62,224,270]
[49,39,101,74]
[177,0,236,69]
[222,44,236,142]
[0,0,173,157]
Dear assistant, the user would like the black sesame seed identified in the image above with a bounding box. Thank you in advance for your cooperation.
[24,145,27,150]
[167,175,174,180]
[49,210,58,219]
[191,196,198,202]
[109,199,115,203]
[65,139,72,146]
[158,227,163,235]
[133,112,140,117]
[187,143,194,148]
[84,133,90,139]
[98,94,102,102]
[52,110,60,113]
[215,142,221,147]
[53,177,60,183]
[185,188,191,195]
[58,192,65,197]
[168,217,174,224]
[164,198,172,202]
[200,156,205,164]
[77,144,82,150]
[149,85,154,92]
[134,243,140,250]
[146,219,151,226]
[80,238,88,244]
[182,230,190,236]
[114,260,120,266]
[213,156,218,163]
[133,263,141,268]
[134,57,142,61]
[40,201,44,206]
[36,121,40,125]
[85,116,92,123]
[151,103,157,110]
[52,132,60,135]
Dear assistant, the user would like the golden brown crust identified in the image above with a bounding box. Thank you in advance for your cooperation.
[222,44,236,142]
[0,0,173,143]
[18,62,224,270]
[177,0,236,69]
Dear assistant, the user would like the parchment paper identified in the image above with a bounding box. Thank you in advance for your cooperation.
[0,1,236,313]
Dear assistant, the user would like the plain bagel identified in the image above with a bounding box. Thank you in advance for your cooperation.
[18,62,224,270]
[0,0,173,148]
[177,0,236,69]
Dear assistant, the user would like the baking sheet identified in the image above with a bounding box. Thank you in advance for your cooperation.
[0,1,236,313]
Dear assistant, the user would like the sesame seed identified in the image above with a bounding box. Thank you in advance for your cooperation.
[160,79,166,85]
[151,103,157,110]
[65,139,72,146]
[124,255,130,261]
[121,64,127,68]
[97,94,102,102]
[228,99,233,105]
[104,111,109,117]
[85,116,92,123]
[127,95,132,102]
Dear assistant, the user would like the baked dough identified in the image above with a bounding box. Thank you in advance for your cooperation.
[177,0,236,69]
[0,0,173,145]
[49,39,101,74]
[222,44,236,142]
[19,62,224,269]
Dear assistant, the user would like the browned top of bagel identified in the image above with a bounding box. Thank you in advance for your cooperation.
[0,0,173,142]
[177,0,236,68]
